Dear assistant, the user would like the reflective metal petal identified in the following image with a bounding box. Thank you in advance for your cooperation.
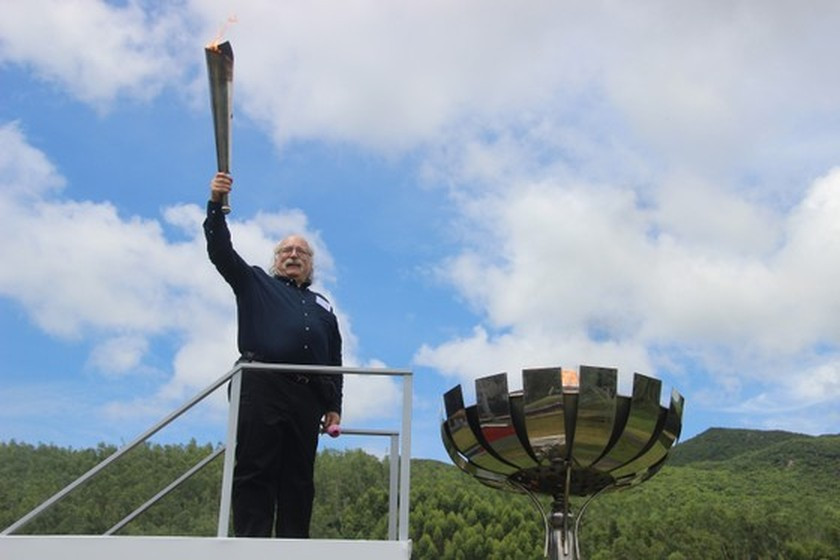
[475,373,540,469]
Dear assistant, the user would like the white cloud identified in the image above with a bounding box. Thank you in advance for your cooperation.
[5,2,840,184]
[178,0,840,201]
[653,173,782,256]
[415,326,651,397]
[0,121,65,199]
[86,334,149,375]
[0,0,189,106]
[342,373,402,426]
[416,166,840,428]
[172,1,648,155]
[0,0,837,169]
[598,2,840,182]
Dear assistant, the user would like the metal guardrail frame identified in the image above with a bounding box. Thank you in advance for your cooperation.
[105,428,401,539]
[105,445,227,535]
[1,363,413,541]
[327,427,402,540]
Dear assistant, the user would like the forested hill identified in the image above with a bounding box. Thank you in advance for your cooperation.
[668,427,814,465]
[1,428,838,559]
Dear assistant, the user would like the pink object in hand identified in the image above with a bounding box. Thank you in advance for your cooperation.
[326,424,341,438]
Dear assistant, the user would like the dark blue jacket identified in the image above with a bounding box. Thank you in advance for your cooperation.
[204,201,343,414]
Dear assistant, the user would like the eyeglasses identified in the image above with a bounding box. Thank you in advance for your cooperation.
[277,245,312,257]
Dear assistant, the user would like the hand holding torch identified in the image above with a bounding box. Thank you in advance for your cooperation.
[205,41,234,213]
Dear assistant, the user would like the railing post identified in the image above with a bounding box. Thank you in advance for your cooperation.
[398,373,412,541]
[388,433,399,540]
[217,367,242,537]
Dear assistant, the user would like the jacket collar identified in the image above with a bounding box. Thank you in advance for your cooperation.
[276,274,311,289]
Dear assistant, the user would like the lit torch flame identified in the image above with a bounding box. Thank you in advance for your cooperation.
[562,368,580,392]
[207,15,238,50]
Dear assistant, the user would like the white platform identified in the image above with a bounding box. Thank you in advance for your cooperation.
[0,535,412,560]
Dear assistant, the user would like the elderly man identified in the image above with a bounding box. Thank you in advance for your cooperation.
[204,172,343,538]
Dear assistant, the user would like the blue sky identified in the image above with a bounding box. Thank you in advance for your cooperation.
[1,1,839,463]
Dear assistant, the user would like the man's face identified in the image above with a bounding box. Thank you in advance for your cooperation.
[275,235,313,284]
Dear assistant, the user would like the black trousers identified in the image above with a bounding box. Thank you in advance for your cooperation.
[232,370,324,538]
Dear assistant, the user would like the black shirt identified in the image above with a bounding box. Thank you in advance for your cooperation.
[204,200,343,414]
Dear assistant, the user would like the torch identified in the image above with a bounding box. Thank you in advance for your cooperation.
[205,40,234,214]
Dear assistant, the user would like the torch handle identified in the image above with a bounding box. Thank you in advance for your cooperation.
[217,171,231,214]
[217,191,231,214]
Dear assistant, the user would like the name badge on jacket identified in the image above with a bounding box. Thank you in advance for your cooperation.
[316,294,332,312]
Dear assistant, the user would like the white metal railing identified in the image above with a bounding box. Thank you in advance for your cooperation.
[2,362,413,541]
